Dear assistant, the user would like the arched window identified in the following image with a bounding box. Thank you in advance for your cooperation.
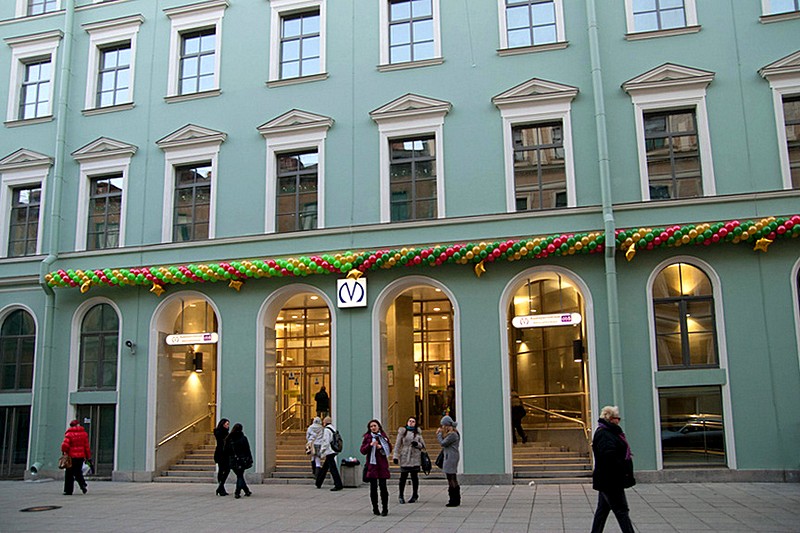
[652,262,718,369]
[79,304,119,390]
[0,310,35,391]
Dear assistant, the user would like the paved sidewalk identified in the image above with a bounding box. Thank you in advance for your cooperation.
[1,479,798,532]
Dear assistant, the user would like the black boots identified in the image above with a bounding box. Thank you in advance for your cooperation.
[446,486,461,507]
[381,491,389,516]
[215,484,228,496]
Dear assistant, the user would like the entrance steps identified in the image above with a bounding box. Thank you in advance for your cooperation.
[512,439,592,484]
[153,443,217,483]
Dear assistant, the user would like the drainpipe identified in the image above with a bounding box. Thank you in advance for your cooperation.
[585,0,624,410]
[33,0,75,471]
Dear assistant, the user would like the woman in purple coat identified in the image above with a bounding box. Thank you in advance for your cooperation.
[360,419,392,516]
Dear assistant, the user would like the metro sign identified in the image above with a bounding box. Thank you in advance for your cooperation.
[337,278,367,308]
[512,313,582,329]
[165,332,219,346]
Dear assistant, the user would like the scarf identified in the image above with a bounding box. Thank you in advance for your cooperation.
[405,425,417,433]
[598,419,632,460]
[369,432,390,465]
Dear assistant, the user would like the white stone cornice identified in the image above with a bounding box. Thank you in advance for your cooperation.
[370,93,452,123]
[82,14,145,34]
[164,0,229,19]
[257,109,334,138]
[4,29,63,47]
[623,63,715,94]
[156,124,227,151]
[492,78,578,109]
[0,149,53,172]
[759,50,800,80]
[71,137,138,162]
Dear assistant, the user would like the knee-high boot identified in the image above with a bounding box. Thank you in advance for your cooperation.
[446,486,461,507]
[381,488,389,516]
[370,489,379,515]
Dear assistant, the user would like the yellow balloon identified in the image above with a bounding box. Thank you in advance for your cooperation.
[466,251,474,260]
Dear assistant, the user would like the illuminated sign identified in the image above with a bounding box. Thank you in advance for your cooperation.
[165,332,219,346]
[512,313,582,329]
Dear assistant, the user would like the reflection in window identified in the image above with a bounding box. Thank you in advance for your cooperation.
[660,386,725,466]
[173,163,211,242]
[280,10,321,79]
[632,0,687,32]
[79,304,119,390]
[389,136,436,221]
[644,110,702,200]
[505,0,557,48]
[652,263,718,369]
[87,174,122,250]
[179,29,215,95]
[8,186,41,257]
[389,0,434,64]
[0,310,35,391]
[512,122,566,211]
[19,59,51,120]
[276,151,318,232]
[783,96,800,188]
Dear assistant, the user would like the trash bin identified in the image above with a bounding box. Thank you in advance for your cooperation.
[340,457,362,488]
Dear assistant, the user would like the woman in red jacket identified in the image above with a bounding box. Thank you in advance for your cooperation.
[360,419,391,516]
[61,420,91,495]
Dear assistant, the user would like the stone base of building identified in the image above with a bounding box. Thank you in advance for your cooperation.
[636,469,800,483]
[460,473,514,485]
[112,470,155,482]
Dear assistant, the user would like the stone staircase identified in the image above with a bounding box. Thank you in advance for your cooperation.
[512,437,592,484]
[153,443,217,483]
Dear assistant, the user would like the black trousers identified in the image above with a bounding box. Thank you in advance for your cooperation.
[63,458,87,495]
[216,463,230,484]
[590,489,635,533]
[315,454,342,488]
[369,478,388,509]
[398,469,419,497]
[512,417,527,443]
[232,467,249,495]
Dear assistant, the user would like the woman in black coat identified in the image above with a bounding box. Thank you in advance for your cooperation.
[224,423,253,498]
[590,405,635,533]
[213,418,230,496]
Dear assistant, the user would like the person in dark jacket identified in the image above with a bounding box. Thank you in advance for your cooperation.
[213,418,230,496]
[61,419,91,496]
[510,391,527,444]
[360,419,391,516]
[590,405,636,533]
[224,423,253,499]
[314,386,329,418]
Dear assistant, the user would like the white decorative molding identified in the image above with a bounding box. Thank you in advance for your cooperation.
[492,77,578,107]
[369,93,452,123]
[257,109,334,137]
[622,63,715,94]
[0,149,53,172]
[760,50,800,190]
[71,137,138,162]
[156,124,227,150]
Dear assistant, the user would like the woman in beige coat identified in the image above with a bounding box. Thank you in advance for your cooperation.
[392,416,426,504]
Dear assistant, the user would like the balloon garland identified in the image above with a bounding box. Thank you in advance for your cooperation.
[43,215,800,295]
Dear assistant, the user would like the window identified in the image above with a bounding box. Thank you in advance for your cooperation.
[173,163,211,242]
[786,96,800,188]
[96,44,130,107]
[78,304,119,390]
[379,0,442,69]
[389,137,437,221]
[499,0,566,51]
[493,78,578,212]
[0,310,35,391]
[644,110,702,200]
[370,94,450,222]
[8,186,41,258]
[164,0,226,100]
[26,0,58,16]
[0,405,31,479]
[74,404,115,476]
[5,30,61,125]
[623,64,715,200]
[762,0,800,15]
[624,0,698,37]
[760,51,800,189]
[659,386,725,466]
[87,175,123,250]
[268,0,327,84]
[277,151,318,232]
[652,263,717,369]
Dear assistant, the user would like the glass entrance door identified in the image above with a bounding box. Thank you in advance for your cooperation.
[415,362,452,429]
[0,406,29,479]
[76,404,116,476]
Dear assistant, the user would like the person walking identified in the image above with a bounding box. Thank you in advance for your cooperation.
[61,419,91,496]
[306,416,324,477]
[510,391,528,444]
[314,386,330,418]
[590,405,636,533]
[213,418,230,496]
[315,416,343,491]
[437,415,461,507]
[361,419,391,516]
[393,416,426,504]
[224,423,253,499]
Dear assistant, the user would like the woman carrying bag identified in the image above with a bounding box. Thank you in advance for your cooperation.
[437,415,461,507]
[392,416,426,504]
[224,423,253,499]
[360,419,392,516]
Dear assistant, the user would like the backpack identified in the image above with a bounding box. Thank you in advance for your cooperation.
[327,426,343,453]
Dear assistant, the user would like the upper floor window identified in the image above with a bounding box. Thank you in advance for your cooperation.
[5,30,62,125]
[389,137,437,222]
[379,0,442,69]
[760,51,800,189]
[762,0,800,15]
[0,148,51,258]
[79,304,119,390]
[784,96,800,187]
[512,122,567,210]
[173,163,211,242]
[0,310,35,391]
[97,44,131,107]
[27,0,58,16]
[8,186,41,258]
[277,151,318,232]
[652,262,718,369]
[19,59,51,120]
[501,0,566,50]
[624,0,698,37]
[88,174,123,250]
[179,29,215,95]
[280,11,321,79]
[644,110,702,200]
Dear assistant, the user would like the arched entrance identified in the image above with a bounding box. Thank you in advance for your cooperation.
[505,270,593,476]
[151,294,219,474]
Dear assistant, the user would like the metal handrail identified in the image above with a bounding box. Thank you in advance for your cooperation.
[156,412,212,449]
[521,397,592,446]
[277,401,299,436]
[387,401,398,431]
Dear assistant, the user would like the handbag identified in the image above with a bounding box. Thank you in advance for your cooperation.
[420,450,432,475]
[305,441,314,455]
[622,458,636,488]
[434,450,444,469]
[58,453,72,470]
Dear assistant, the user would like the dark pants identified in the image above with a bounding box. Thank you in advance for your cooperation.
[591,489,635,533]
[315,454,342,488]
[369,478,388,511]
[232,467,250,496]
[512,417,527,444]
[216,463,230,484]
[63,458,87,495]
[398,469,419,498]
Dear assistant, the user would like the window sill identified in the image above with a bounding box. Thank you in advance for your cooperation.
[82,102,135,116]
[0,391,32,406]
[164,89,221,104]
[266,72,329,88]
[759,10,800,23]
[377,57,444,72]
[497,41,568,57]
[4,115,54,128]
[625,25,701,41]
[69,390,118,405]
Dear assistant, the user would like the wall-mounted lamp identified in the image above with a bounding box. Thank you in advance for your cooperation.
[573,339,584,363]
[125,339,136,355]
[193,352,204,373]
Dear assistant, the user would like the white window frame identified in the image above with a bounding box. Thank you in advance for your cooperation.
[496,0,566,53]
[156,125,226,243]
[759,51,800,190]
[493,78,578,212]
[16,0,61,18]
[646,257,736,471]
[268,0,327,85]
[623,0,699,38]
[258,110,332,234]
[72,138,137,251]
[623,65,716,200]
[164,0,227,100]
[82,15,143,114]
[4,30,62,124]
[0,150,51,258]
[761,0,800,17]
[378,0,443,70]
